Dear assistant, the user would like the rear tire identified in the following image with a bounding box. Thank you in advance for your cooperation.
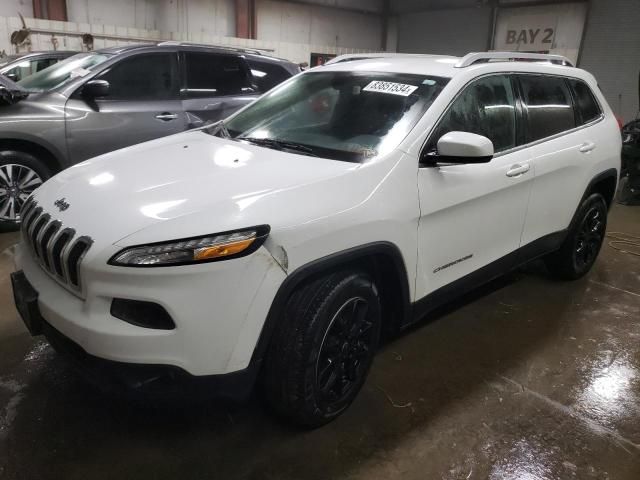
[544,193,608,280]
[0,150,50,232]
[262,270,381,428]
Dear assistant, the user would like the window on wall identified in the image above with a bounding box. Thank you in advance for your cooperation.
[519,75,576,142]
[184,52,254,98]
[98,53,179,100]
[568,79,602,125]
[428,75,517,154]
[33,0,67,21]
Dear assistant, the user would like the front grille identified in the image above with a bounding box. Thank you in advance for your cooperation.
[20,198,93,295]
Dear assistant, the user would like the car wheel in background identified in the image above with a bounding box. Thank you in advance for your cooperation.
[0,150,50,232]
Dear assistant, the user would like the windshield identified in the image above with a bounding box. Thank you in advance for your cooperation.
[18,52,112,91]
[223,71,449,162]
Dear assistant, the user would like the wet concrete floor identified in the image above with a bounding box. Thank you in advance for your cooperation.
[0,204,639,479]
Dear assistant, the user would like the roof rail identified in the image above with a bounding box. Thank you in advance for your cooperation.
[323,52,445,66]
[456,52,574,68]
[156,41,268,55]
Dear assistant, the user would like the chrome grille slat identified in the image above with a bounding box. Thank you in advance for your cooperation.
[66,237,93,287]
[25,207,43,244]
[20,200,92,296]
[50,228,74,278]
[31,214,50,260]
[39,221,61,270]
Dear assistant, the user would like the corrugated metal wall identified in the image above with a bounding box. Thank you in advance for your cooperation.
[579,0,640,122]
[396,6,492,56]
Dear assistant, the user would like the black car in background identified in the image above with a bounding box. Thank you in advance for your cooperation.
[620,118,640,204]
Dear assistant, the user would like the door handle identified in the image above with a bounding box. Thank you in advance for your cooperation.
[579,142,596,153]
[155,112,178,121]
[506,163,530,177]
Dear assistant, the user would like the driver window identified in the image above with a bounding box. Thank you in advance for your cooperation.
[427,75,516,154]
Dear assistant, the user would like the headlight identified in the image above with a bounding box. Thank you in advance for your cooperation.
[109,225,270,267]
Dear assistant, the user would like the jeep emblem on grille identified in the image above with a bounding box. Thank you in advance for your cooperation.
[54,198,70,212]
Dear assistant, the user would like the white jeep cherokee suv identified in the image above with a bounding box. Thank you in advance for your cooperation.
[11,52,621,427]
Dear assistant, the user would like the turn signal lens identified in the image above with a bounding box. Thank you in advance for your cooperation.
[109,226,270,267]
[193,238,256,260]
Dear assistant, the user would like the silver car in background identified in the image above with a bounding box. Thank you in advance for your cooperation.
[0,42,300,229]
[0,50,78,83]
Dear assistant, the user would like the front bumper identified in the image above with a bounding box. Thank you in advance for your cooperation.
[11,272,258,399]
[14,242,286,377]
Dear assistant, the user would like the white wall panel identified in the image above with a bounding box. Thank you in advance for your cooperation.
[494,3,587,66]
[0,0,32,19]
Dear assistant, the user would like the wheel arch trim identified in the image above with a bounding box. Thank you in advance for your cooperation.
[0,135,65,172]
[250,241,412,366]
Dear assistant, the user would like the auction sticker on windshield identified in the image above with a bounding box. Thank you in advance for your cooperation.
[363,81,418,96]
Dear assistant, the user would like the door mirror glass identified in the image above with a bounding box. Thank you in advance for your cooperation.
[83,79,110,99]
[5,72,18,82]
[433,131,494,164]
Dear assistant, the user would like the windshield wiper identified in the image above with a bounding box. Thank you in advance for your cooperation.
[237,137,318,157]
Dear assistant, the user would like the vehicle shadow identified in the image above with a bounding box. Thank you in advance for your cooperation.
[2,260,583,480]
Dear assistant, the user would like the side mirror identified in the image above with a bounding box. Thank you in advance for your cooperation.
[82,79,110,99]
[5,73,18,82]
[425,131,494,166]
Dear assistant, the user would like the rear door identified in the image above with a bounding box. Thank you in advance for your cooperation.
[181,51,257,128]
[65,52,186,163]
[517,74,604,247]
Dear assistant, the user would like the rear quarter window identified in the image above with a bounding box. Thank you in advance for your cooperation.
[519,75,576,142]
[246,59,292,93]
[568,79,602,125]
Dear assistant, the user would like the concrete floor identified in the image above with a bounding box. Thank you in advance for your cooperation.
[0,205,639,480]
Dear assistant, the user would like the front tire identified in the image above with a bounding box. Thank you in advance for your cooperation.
[262,271,381,428]
[0,150,50,231]
[544,193,608,280]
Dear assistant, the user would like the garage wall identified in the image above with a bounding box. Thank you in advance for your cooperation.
[0,0,383,61]
[579,0,640,122]
[396,6,492,56]
[257,0,382,49]
[0,0,33,19]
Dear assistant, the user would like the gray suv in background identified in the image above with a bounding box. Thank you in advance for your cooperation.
[0,42,300,228]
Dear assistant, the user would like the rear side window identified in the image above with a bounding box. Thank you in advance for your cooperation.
[568,79,602,125]
[520,75,576,142]
[428,74,517,153]
[246,58,292,92]
[184,52,253,98]
[98,53,178,100]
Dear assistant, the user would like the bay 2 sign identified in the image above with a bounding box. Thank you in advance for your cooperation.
[499,14,558,51]
[506,27,555,49]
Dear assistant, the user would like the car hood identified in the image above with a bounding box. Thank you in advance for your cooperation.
[31,130,365,249]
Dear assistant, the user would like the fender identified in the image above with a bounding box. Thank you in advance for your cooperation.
[0,133,66,170]
[582,167,618,208]
[250,241,412,365]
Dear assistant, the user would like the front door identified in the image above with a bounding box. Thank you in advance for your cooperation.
[65,52,186,163]
[415,74,534,299]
